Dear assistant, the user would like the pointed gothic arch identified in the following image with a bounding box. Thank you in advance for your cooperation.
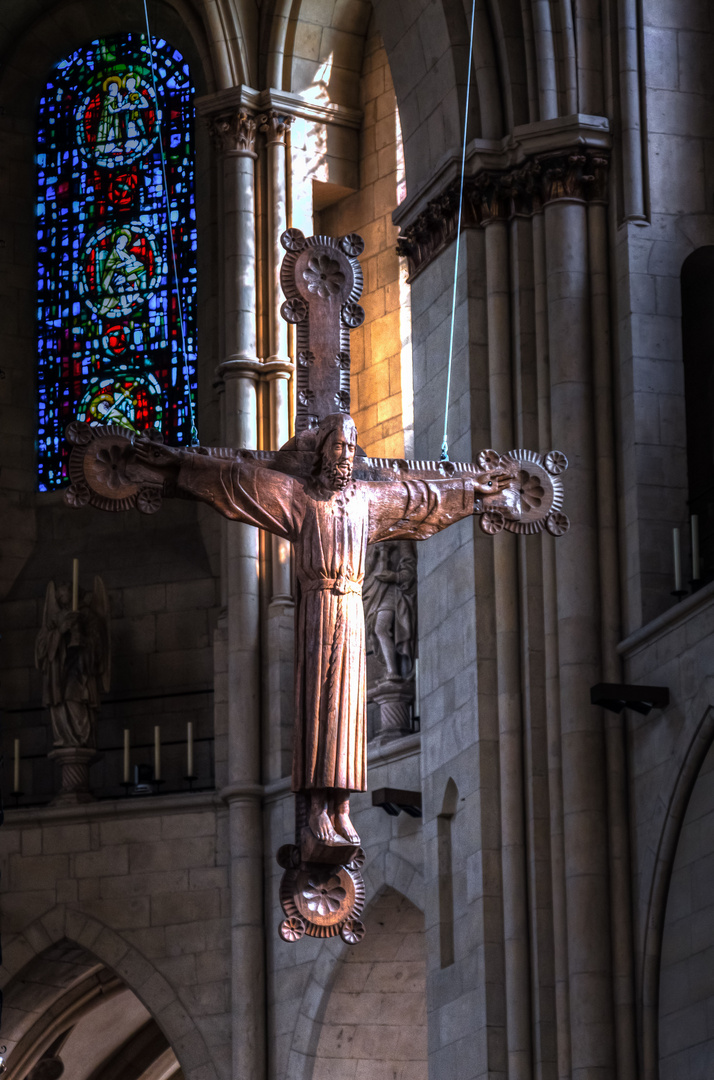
[0,906,216,1080]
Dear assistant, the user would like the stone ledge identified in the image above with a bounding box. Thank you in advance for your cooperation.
[617,579,714,659]
[4,789,222,827]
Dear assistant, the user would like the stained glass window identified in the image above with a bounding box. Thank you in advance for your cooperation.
[36,33,197,491]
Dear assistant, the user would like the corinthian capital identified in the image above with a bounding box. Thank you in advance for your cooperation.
[208,110,257,156]
[260,110,294,145]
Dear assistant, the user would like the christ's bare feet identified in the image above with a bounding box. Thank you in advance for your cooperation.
[335,810,360,845]
[334,791,360,844]
[309,789,340,843]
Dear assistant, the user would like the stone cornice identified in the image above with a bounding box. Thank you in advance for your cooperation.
[396,144,610,281]
[393,113,610,230]
[195,86,362,131]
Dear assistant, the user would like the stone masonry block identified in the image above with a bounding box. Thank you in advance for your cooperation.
[151,889,221,926]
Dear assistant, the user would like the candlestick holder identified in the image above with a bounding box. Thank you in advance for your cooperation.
[671,588,688,602]
[183,774,198,791]
[152,778,166,795]
[120,781,132,797]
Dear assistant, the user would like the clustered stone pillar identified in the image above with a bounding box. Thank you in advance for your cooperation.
[209,106,266,1080]
[544,195,616,1079]
[261,110,294,604]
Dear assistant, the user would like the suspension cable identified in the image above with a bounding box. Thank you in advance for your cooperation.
[141,0,198,444]
[440,0,477,462]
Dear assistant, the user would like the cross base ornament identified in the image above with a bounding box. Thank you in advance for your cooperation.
[64,230,570,944]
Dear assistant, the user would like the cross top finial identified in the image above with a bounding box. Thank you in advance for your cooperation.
[279,229,365,433]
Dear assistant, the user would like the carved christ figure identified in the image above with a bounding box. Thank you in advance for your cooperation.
[136,413,512,845]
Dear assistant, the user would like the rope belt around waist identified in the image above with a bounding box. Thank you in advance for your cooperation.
[301,577,363,596]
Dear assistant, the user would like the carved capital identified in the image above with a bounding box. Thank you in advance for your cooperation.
[396,149,610,280]
[208,110,257,156]
[260,110,294,145]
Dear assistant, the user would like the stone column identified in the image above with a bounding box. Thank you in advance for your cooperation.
[545,194,615,1080]
[484,215,533,1080]
[261,110,294,606]
[209,107,266,1080]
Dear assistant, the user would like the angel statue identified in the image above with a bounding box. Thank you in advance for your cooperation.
[35,577,111,748]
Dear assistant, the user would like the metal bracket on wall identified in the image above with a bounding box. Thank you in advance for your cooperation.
[371,788,422,817]
[590,683,670,715]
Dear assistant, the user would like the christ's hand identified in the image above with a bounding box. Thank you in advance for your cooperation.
[473,469,515,495]
[134,436,184,476]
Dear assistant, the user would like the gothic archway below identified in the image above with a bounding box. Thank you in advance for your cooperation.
[311,887,427,1080]
[1,939,182,1080]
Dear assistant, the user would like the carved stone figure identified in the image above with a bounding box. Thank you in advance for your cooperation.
[363,540,417,681]
[35,577,110,748]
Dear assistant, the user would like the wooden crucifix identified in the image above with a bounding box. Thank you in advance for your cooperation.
[65,228,569,945]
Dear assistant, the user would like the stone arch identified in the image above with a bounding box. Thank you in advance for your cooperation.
[639,683,714,1080]
[285,863,426,1080]
[0,905,217,1080]
[265,0,507,196]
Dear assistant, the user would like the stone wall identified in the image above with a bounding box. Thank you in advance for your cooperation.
[0,796,230,1080]
[319,23,411,459]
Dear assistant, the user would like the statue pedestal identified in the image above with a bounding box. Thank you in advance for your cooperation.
[371,678,414,742]
[48,747,99,805]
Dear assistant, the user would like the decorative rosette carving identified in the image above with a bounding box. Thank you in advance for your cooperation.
[65,420,92,446]
[546,511,570,536]
[297,350,315,367]
[303,254,346,298]
[280,297,308,323]
[64,424,164,514]
[341,302,365,328]
[281,228,306,252]
[478,449,503,470]
[480,509,505,535]
[479,448,568,536]
[64,481,90,508]
[279,916,306,942]
[334,391,350,412]
[136,486,162,514]
[341,917,366,944]
[278,855,366,942]
[334,351,350,370]
[544,449,568,475]
[339,233,365,257]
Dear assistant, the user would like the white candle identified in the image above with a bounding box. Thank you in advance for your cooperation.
[123,729,130,784]
[673,527,682,593]
[154,725,161,781]
[691,515,700,581]
[187,721,194,776]
[72,558,79,612]
[13,738,20,793]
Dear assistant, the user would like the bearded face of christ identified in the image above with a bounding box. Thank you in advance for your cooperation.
[319,423,357,491]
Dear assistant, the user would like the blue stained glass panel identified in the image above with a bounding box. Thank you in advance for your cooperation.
[36,33,197,491]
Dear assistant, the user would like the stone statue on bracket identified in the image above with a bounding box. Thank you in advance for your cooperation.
[64,228,570,941]
[35,575,110,803]
[363,540,418,741]
[364,540,417,680]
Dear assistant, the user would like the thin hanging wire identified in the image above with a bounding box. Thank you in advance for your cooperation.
[440,0,477,462]
[142,0,198,444]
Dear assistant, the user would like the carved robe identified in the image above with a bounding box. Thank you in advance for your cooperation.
[177,453,477,792]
